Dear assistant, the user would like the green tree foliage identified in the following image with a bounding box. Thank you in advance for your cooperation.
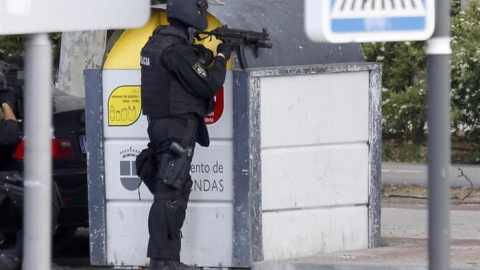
[0,33,62,70]
[363,41,427,142]
[363,0,480,142]
[0,35,26,67]
[451,0,480,137]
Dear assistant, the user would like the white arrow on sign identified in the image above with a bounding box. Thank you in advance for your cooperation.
[331,0,426,18]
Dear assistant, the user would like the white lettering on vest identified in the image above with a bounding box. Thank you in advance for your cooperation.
[140,55,151,67]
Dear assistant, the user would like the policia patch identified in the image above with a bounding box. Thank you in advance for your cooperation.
[192,61,207,78]
[140,54,153,69]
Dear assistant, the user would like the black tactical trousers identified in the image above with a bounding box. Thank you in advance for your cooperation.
[146,115,197,261]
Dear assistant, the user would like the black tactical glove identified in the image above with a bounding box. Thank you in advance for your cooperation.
[216,43,232,60]
[194,44,214,65]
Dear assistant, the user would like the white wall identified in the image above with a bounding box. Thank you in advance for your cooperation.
[99,69,375,265]
[260,71,370,260]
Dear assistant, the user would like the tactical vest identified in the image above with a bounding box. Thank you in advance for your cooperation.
[140,26,209,117]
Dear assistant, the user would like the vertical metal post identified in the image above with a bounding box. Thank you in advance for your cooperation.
[23,33,53,270]
[426,0,451,269]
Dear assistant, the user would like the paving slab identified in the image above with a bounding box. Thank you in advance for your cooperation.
[252,203,480,270]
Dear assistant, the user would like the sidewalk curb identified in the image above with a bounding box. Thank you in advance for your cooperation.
[252,261,475,270]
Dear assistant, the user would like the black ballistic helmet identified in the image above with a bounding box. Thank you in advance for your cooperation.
[167,0,209,30]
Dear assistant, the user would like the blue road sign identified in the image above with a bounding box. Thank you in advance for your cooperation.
[305,0,435,43]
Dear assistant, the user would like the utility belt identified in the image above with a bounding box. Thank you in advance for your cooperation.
[136,117,195,192]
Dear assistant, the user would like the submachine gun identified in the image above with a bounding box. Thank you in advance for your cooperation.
[195,25,273,69]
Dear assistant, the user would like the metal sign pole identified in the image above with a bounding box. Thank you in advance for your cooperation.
[426,0,451,269]
[23,33,53,270]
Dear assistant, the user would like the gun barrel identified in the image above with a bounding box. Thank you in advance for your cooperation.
[194,25,272,69]
[196,26,271,43]
[257,41,273,49]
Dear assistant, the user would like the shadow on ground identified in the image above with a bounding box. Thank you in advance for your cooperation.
[53,228,90,268]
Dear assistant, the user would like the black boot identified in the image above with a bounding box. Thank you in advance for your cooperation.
[147,259,201,270]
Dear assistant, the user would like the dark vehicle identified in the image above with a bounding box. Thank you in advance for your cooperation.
[0,82,88,268]
[13,106,89,238]
[52,108,88,236]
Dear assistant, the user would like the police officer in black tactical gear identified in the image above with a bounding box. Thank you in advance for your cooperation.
[0,63,23,270]
[138,0,231,269]
[0,63,21,172]
[0,66,64,270]
[0,100,22,270]
[0,102,20,162]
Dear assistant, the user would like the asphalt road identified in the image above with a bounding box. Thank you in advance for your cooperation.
[382,162,480,188]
